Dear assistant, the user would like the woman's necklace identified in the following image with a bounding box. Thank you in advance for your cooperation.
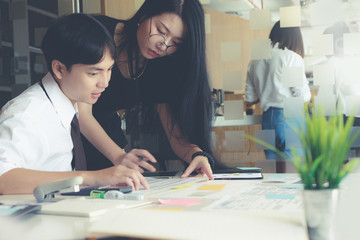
[127,60,148,80]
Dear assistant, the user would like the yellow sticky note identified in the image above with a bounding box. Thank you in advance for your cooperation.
[198,184,226,190]
[171,182,196,190]
[280,6,301,27]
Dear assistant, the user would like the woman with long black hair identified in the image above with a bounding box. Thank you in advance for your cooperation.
[79,0,225,179]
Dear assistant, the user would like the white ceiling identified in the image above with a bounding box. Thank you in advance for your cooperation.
[202,0,298,20]
[202,0,360,27]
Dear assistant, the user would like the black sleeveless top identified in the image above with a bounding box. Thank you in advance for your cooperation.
[92,16,179,122]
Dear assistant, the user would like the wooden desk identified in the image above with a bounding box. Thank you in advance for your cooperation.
[1,174,359,240]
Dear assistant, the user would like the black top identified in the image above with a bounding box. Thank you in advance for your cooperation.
[93,16,180,121]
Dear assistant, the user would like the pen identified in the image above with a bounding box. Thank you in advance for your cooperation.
[90,190,144,200]
[90,190,124,199]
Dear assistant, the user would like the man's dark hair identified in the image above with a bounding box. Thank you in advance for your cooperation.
[41,13,116,75]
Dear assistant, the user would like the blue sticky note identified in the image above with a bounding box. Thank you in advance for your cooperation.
[279,185,302,189]
[237,167,262,171]
[268,174,293,178]
[0,208,18,216]
[266,194,295,200]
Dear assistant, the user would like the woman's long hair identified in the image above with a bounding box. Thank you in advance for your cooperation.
[117,0,217,166]
[269,21,304,58]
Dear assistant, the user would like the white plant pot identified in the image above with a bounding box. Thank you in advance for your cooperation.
[302,189,339,240]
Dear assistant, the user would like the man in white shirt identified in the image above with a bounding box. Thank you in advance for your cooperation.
[0,13,153,194]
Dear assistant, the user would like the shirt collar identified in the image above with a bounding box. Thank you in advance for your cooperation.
[41,73,77,130]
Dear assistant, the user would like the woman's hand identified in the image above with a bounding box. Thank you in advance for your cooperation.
[115,149,157,173]
[181,156,214,180]
[85,165,149,190]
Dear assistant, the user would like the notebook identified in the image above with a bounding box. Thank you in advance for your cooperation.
[40,197,152,217]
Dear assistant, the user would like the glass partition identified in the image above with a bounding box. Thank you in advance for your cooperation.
[2,0,360,174]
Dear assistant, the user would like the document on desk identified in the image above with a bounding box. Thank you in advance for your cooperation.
[202,183,303,217]
[213,172,263,180]
[40,197,152,218]
[89,208,307,240]
[139,176,207,196]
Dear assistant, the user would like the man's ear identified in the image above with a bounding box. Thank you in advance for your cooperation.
[52,60,66,80]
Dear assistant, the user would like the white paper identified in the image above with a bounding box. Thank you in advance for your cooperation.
[251,39,271,60]
[344,33,360,56]
[224,100,244,120]
[221,41,241,62]
[280,6,301,27]
[281,66,304,88]
[224,130,245,151]
[250,9,271,30]
[313,63,335,86]
[223,70,242,91]
[284,97,304,118]
[312,34,334,56]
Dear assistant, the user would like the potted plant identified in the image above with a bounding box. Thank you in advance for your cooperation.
[247,105,360,240]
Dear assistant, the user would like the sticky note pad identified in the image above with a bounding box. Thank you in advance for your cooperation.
[313,63,335,86]
[224,100,244,120]
[224,130,245,151]
[171,182,196,190]
[0,208,18,216]
[312,34,334,56]
[158,198,201,207]
[82,0,101,14]
[344,33,360,56]
[221,41,241,62]
[266,194,295,200]
[279,185,302,189]
[223,70,242,91]
[350,127,360,147]
[284,97,304,118]
[281,66,303,87]
[254,129,275,150]
[315,94,337,116]
[250,9,271,30]
[285,128,302,148]
[237,167,262,171]
[146,207,184,211]
[310,1,344,26]
[205,13,211,34]
[280,6,301,27]
[268,174,293,178]
[344,95,360,117]
[198,184,226,190]
[251,39,271,60]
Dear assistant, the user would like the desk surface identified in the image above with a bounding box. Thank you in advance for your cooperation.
[1,173,359,240]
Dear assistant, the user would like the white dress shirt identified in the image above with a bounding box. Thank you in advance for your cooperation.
[0,73,76,175]
[245,43,311,111]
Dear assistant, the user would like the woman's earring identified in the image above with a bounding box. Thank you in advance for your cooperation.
[137,23,140,27]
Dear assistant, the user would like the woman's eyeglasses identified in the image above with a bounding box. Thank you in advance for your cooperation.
[148,17,181,55]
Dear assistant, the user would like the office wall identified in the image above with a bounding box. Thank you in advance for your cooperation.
[204,7,270,92]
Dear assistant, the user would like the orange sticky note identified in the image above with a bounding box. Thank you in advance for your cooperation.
[197,184,226,190]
